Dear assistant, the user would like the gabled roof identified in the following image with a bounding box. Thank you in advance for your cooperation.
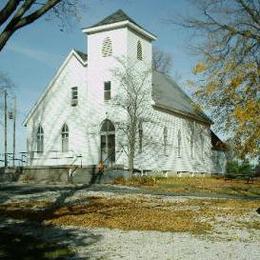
[152,71,212,124]
[84,9,157,40]
[23,49,87,126]
[75,49,88,62]
[211,131,227,151]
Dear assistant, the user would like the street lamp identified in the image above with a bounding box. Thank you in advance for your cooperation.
[0,90,16,167]
[0,89,8,167]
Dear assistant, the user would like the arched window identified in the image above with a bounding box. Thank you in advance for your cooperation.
[177,130,181,157]
[36,125,44,153]
[102,37,112,57]
[200,133,204,159]
[61,124,69,152]
[163,127,167,155]
[137,40,142,60]
[190,124,195,158]
[138,120,143,153]
[100,119,115,132]
[100,119,115,164]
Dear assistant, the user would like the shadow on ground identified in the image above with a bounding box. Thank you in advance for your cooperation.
[0,183,104,259]
[0,219,102,259]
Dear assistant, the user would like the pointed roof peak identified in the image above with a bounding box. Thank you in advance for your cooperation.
[89,9,140,28]
[74,49,88,62]
[84,9,156,40]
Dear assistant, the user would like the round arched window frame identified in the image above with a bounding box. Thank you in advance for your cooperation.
[100,119,115,132]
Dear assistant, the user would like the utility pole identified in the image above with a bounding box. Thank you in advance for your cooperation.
[4,89,7,167]
[13,96,16,167]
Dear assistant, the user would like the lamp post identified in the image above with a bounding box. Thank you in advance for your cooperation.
[4,89,7,167]
[10,96,16,167]
[1,90,17,168]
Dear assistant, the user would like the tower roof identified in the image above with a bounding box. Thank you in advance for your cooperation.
[89,9,140,28]
[84,9,156,40]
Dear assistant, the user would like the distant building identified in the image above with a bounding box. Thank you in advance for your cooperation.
[23,10,226,174]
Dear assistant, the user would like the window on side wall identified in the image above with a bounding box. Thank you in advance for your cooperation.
[137,40,143,60]
[71,87,78,106]
[200,134,204,160]
[104,81,111,101]
[102,37,112,57]
[190,123,195,158]
[177,130,181,157]
[163,126,167,155]
[36,125,44,153]
[61,124,69,152]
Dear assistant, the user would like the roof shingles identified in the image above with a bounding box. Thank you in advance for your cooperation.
[89,9,139,28]
[74,49,88,62]
[86,9,156,38]
[152,71,212,124]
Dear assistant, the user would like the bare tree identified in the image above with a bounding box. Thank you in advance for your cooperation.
[0,71,14,113]
[169,0,260,159]
[111,57,152,176]
[0,72,14,166]
[0,0,83,52]
[152,47,173,74]
[0,71,14,92]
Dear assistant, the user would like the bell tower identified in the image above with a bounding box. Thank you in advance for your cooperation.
[82,9,157,120]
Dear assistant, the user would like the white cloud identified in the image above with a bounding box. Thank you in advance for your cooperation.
[6,44,62,67]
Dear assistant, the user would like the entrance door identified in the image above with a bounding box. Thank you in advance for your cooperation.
[107,134,115,162]
[100,120,115,165]
[101,135,107,162]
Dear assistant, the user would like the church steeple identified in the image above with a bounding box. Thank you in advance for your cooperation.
[82,9,157,41]
[88,9,138,28]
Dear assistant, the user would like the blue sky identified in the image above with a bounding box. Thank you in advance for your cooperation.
[0,0,201,156]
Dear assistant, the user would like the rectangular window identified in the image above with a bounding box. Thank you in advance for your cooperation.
[62,137,69,153]
[163,127,167,155]
[104,81,111,101]
[71,87,78,106]
[36,136,44,153]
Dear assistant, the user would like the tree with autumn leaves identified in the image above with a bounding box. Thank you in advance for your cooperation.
[174,0,259,159]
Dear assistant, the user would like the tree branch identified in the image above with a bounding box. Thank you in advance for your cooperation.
[15,0,61,29]
[0,0,20,26]
[0,0,61,51]
[236,0,260,26]
[204,9,260,42]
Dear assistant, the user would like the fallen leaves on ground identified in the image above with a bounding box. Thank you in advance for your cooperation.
[0,195,259,234]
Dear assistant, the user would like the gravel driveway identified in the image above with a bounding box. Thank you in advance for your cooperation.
[0,183,259,260]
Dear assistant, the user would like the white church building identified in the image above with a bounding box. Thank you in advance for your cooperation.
[23,10,226,174]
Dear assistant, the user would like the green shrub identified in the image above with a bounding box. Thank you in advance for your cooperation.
[239,160,253,175]
[226,160,253,176]
[226,161,240,174]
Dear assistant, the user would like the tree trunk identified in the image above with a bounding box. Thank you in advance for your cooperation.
[128,123,136,177]
[0,29,14,52]
[128,148,134,177]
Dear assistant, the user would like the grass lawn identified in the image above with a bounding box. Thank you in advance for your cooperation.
[113,176,260,197]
